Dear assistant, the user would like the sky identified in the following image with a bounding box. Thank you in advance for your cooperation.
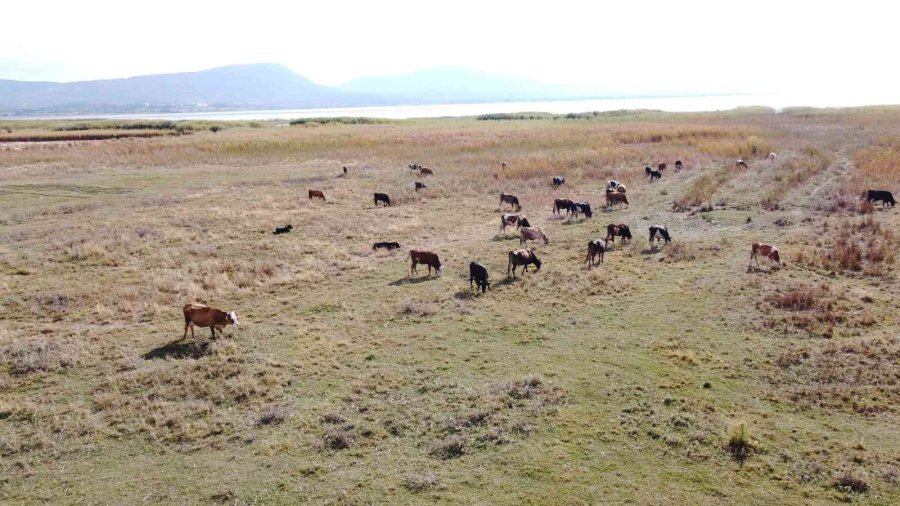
[1,0,898,103]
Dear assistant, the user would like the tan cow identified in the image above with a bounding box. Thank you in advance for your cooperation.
[520,227,549,247]
[606,191,629,207]
[183,303,238,340]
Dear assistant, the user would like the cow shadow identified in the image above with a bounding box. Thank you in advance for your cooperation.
[143,339,211,360]
[746,264,781,274]
[641,246,660,255]
[496,276,520,286]
[492,234,519,241]
[389,276,438,286]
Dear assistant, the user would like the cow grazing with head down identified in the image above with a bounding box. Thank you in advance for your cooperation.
[750,243,781,268]
[415,182,427,191]
[500,213,529,232]
[308,189,326,200]
[469,262,490,293]
[409,163,421,171]
[675,160,683,172]
[605,223,632,244]
[520,227,549,247]
[606,191,629,207]
[409,250,443,276]
[649,225,671,245]
[554,198,576,215]
[500,193,522,211]
[552,176,565,187]
[736,159,749,169]
[649,169,662,181]
[418,167,434,176]
[507,249,541,278]
[273,224,293,235]
[585,239,606,267]
[658,162,667,172]
[865,190,896,207]
[373,241,401,251]
[183,303,238,340]
[573,202,593,218]
[374,192,391,207]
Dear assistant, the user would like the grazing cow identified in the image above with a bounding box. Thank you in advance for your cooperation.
[520,227,549,246]
[645,166,653,177]
[573,202,593,218]
[865,189,896,207]
[617,184,626,193]
[768,153,777,160]
[649,169,662,181]
[605,223,632,244]
[736,159,749,169]
[415,181,428,191]
[500,192,522,211]
[372,241,401,251]
[507,249,541,277]
[409,163,421,171]
[606,191,629,207]
[273,224,293,235]
[649,225,671,245]
[585,239,606,267]
[750,242,781,267]
[409,250,443,276]
[500,213,528,232]
[552,176,565,187]
[554,198,576,215]
[374,192,391,207]
[183,303,238,340]
[469,262,490,293]
[419,167,434,176]
[675,160,683,172]
[343,166,348,175]
[308,189,326,200]
[501,161,508,169]
[658,162,667,172]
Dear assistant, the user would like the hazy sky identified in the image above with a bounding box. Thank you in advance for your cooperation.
[2,1,898,101]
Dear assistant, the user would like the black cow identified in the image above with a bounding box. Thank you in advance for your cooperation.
[573,202,593,218]
[649,225,672,245]
[415,182,427,191]
[865,190,896,207]
[585,239,606,267]
[674,160,683,172]
[469,262,490,293]
[373,241,401,251]
[374,192,391,207]
[645,166,653,177]
[273,224,293,235]
[552,176,565,187]
[650,170,662,181]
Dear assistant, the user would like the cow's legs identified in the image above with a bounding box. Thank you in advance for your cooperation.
[210,327,216,340]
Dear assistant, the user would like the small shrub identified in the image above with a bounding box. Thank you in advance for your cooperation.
[403,474,440,492]
[835,470,869,493]
[319,412,346,425]
[728,423,751,462]
[258,405,291,426]
[430,435,465,459]
[324,429,352,450]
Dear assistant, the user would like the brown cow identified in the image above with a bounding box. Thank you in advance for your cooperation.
[658,162,667,172]
[605,223,632,244]
[750,243,781,267]
[183,303,238,340]
[520,227,549,247]
[736,159,749,169]
[409,250,443,276]
[553,198,576,215]
[418,167,434,176]
[507,249,541,277]
[500,193,521,211]
[606,191,629,207]
[308,189,326,200]
[585,239,606,267]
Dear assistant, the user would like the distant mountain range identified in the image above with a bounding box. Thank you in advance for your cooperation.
[0,64,595,116]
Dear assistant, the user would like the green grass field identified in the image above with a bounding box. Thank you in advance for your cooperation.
[1,109,899,503]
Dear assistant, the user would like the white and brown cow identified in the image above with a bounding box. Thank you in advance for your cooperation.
[507,249,542,278]
[750,243,781,267]
[500,213,529,232]
[183,303,238,340]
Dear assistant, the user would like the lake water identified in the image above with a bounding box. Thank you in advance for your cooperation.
[25,93,899,121]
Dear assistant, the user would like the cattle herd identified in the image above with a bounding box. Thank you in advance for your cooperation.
[187,157,894,340]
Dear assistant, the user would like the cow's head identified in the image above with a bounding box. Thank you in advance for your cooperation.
[532,256,542,271]
[622,227,632,239]
[228,311,239,327]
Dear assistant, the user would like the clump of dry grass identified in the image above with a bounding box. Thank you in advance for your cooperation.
[430,435,466,459]
[794,217,896,275]
[762,148,832,210]
[835,470,869,494]
[2,336,82,374]
[403,473,441,492]
[674,166,730,211]
[324,429,352,450]
[257,404,292,427]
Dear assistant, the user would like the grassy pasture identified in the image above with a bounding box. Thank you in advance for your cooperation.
[1,109,899,504]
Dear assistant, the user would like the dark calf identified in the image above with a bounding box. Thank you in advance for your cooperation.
[469,262,490,293]
[373,241,401,251]
[273,224,293,235]
[374,192,391,207]
[865,189,896,207]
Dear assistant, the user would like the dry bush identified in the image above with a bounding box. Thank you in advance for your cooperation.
[794,218,896,275]
[674,166,730,211]
[2,336,82,374]
[257,404,292,427]
[835,470,869,494]
[403,474,440,492]
[324,429,352,450]
[430,435,465,459]
[663,241,697,262]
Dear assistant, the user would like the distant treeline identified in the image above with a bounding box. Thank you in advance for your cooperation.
[289,117,395,126]
[477,110,664,121]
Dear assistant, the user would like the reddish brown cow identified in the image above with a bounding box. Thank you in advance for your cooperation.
[308,189,325,200]
[418,167,434,176]
[658,162,667,172]
[750,243,781,267]
[183,303,238,340]
[606,191,629,206]
[409,250,443,276]
[500,193,521,211]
